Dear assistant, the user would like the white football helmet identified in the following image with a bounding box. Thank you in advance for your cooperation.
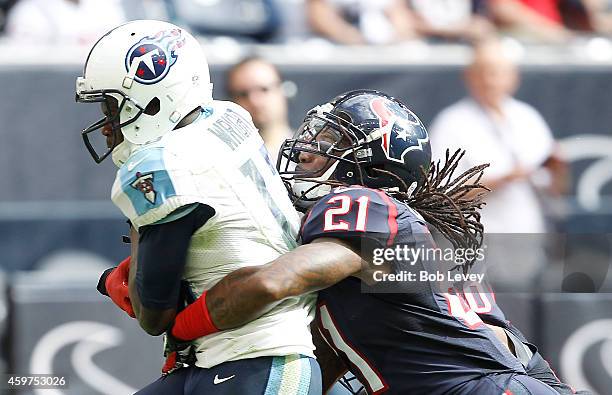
[76,20,213,164]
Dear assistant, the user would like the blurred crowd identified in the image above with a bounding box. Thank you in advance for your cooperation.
[0,0,602,288]
[0,0,579,240]
[1,0,612,46]
[0,0,572,237]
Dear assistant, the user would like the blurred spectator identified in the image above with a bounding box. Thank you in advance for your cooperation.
[429,39,569,287]
[306,0,418,45]
[429,39,567,234]
[226,57,292,160]
[5,0,126,46]
[488,0,573,43]
[409,0,496,42]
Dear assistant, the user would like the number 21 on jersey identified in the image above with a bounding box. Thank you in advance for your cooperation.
[323,194,370,232]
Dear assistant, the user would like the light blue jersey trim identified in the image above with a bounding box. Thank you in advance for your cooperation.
[152,203,199,225]
[264,355,315,395]
[200,106,214,120]
[297,356,313,395]
[118,147,176,217]
[264,356,285,395]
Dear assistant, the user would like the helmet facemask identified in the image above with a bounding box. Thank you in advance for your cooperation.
[277,90,433,209]
[277,109,369,209]
[76,87,144,164]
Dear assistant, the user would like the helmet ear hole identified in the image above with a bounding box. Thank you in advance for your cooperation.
[144,97,160,116]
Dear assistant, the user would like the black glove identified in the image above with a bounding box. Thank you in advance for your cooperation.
[96,267,115,296]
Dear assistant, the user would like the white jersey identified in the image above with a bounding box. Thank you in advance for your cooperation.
[111,100,316,368]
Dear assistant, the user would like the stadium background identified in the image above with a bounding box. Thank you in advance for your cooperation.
[0,0,611,394]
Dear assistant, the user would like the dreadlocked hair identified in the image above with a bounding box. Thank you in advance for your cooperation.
[386,149,489,272]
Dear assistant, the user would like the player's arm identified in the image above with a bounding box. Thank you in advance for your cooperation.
[128,204,214,336]
[212,237,362,327]
[172,188,394,340]
[171,237,363,340]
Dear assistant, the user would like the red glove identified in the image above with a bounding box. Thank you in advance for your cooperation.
[161,352,177,375]
[97,257,135,318]
[171,291,219,341]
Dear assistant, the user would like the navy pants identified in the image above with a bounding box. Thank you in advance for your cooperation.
[135,354,321,395]
[457,372,560,395]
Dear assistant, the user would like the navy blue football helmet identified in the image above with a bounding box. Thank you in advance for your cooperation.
[277,89,431,208]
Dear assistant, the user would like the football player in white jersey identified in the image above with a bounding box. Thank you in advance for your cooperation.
[76,20,320,394]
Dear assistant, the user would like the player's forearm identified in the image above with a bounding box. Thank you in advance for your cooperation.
[210,239,361,328]
[127,234,155,332]
[173,238,362,339]
[206,265,281,329]
[170,266,271,340]
[128,227,176,335]
[175,256,333,335]
[128,266,142,319]
[265,240,362,296]
[129,268,176,335]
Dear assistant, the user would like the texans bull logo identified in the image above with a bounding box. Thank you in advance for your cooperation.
[370,98,429,163]
[124,29,185,85]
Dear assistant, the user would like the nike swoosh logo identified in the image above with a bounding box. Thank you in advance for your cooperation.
[127,158,145,172]
[213,374,235,385]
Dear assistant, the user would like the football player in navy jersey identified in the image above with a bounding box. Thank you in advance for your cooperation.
[166,90,586,395]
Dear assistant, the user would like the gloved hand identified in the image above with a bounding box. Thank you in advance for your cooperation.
[161,333,196,376]
[97,256,135,318]
[161,281,199,375]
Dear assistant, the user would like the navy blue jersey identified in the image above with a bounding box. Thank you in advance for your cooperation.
[301,186,525,395]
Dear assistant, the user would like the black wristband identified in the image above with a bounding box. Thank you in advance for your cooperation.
[97,267,115,296]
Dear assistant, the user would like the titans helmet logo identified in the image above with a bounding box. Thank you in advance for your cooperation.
[370,97,429,163]
[124,29,185,85]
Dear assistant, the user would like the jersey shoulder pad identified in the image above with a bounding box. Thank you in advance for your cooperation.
[112,146,181,225]
[207,100,255,130]
[301,186,399,247]
[213,100,254,123]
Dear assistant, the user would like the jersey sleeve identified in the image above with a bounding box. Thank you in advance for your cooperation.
[301,187,399,248]
[111,146,212,228]
[136,204,214,309]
